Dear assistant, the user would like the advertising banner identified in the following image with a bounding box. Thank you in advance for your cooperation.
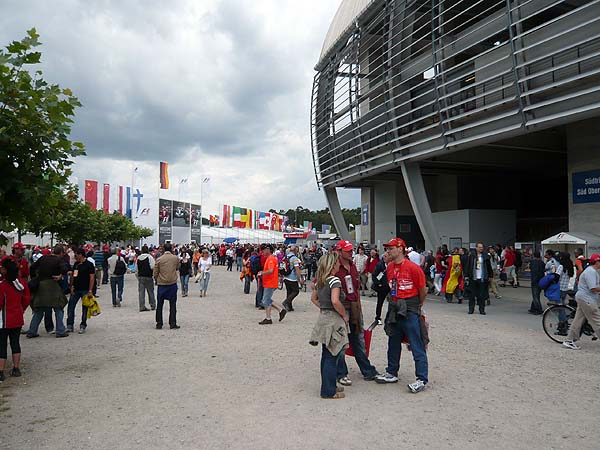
[172,201,191,244]
[191,204,202,243]
[159,199,173,243]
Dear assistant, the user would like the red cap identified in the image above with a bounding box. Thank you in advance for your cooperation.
[41,248,51,255]
[589,254,600,264]
[103,245,110,251]
[335,240,354,252]
[12,242,25,250]
[383,238,407,248]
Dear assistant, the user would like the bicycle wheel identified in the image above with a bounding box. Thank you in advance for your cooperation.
[542,305,576,343]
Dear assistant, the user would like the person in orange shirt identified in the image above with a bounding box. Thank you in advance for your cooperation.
[258,244,287,325]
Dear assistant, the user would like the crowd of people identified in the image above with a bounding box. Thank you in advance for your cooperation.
[1,237,599,399]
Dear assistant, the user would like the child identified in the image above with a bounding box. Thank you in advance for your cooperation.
[0,258,31,381]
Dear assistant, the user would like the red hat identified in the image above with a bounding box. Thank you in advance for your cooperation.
[41,248,51,256]
[383,238,407,248]
[589,254,600,264]
[335,240,354,252]
[12,242,25,250]
[103,245,110,251]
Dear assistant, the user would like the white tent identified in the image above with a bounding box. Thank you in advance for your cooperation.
[541,231,600,256]
[199,227,285,245]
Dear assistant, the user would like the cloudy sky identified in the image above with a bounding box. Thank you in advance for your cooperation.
[1,0,359,216]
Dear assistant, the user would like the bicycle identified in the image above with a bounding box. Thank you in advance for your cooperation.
[542,297,596,343]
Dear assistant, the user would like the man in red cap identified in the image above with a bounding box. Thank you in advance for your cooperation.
[334,240,378,386]
[375,238,428,393]
[563,253,600,350]
[9,243,30,280]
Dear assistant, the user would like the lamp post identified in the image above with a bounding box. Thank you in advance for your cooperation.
[199,177,210,245]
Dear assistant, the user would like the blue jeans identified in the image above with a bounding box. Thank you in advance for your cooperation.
[29,307,66,336]
[338,309,377,379]
[156,284,178,327]
[255,278,264,307]
[180,274,190,295]
[236,257,243,271]
[200,272,211,292]
[67,290,89,328]
[110,276,124,305]
[261,287,276,307]
[530,284,543,313]
[320,345,346,398]
[386,312,428,383]
[244,275,252,294]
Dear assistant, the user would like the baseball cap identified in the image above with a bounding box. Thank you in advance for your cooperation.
[383,238,407,248]
[589,254,600,264]
[41,248,51,256]
[335,240,354,252]
[12,242,25,250]
[103,245,110,251]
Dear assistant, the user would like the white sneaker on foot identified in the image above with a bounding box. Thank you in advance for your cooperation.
[562,340,580,350]
[375,373,398,384]
[337,376,352,386]
[408,379,427,393]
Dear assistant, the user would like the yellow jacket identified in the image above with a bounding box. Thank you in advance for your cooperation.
[82,294,101,318]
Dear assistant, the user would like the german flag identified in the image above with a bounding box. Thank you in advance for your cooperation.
[160,162,169,189]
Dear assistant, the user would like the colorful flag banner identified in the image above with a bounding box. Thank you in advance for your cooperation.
[84,180,98,209]
[160,162,169,189]
[103,183,110,214]
[118,186,124,215]
[222,205,231,227]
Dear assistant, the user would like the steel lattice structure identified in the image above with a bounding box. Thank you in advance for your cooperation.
[311,0,600,190]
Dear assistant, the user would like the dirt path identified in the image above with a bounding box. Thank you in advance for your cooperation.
[2,266,599,449]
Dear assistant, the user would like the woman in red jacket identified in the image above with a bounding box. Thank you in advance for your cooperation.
[0,258,31,381]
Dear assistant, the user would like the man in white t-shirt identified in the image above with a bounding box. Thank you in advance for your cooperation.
[407,247,423,266]
[563,254,600,350]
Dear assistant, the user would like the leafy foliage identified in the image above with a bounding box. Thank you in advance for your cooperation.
[0,29,85,230]
[272,206,360,233]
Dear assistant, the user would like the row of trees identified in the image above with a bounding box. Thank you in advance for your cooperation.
[1,29,151,245]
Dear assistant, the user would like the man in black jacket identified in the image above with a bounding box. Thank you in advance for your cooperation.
[465,243,493,315]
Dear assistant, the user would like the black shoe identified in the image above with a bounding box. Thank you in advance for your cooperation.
[26,333,40,339]
[468,311,474,314]
[151,306,156,310]
[279,309,287,322]
[170,325,180,329]
[480,311,486,315]
[139,307,150,312]
[258,306,265,310]
[457,299,463,304]
[259,318,273,325]
[156,324,163,329]
[56,333,69,338]
[10,368,21,377]
[363,373,380,381]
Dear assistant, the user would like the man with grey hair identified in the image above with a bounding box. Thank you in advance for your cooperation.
[136,245,156,312]
[282,245,303,311]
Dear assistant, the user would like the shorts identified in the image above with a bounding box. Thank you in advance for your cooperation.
[505,265,516,280]
[261,287,276,307]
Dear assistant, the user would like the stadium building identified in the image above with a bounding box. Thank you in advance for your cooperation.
[311,0,600,250]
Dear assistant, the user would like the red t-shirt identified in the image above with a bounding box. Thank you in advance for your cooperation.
[386,258,425,300]
[365,257,378,274]
[504,251,515,267]
[262,255,279,289]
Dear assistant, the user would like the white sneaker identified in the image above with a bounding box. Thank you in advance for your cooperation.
[408,379,427,393]
[78,327,86,334]
[562,340,580,350]
[337,376,352,386]
[375,373,398,384]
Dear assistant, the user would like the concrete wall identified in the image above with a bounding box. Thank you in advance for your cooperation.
[432,210,470,249]
[469,209,516,247]
[433,209,516,249]
[567,117,600,236]
[373,181,397,246]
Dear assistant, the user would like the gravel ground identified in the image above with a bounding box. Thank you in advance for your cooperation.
[1,266,599,450]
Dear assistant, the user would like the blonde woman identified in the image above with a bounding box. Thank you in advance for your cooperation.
[309,252,350,399]
[198,249,212,297]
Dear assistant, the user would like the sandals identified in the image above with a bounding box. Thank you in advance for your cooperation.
[322,392,345,399]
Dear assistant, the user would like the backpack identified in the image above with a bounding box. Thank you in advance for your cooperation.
[279,255,292,277]
[114,257,127,276]
[137,257,152,277]
[249,255,262,276]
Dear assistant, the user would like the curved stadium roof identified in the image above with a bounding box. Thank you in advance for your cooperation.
[317,0,376,68]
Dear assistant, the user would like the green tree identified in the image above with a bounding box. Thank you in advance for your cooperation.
[0,29,85,231]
